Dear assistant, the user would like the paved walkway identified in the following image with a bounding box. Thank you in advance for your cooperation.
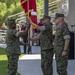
[18,46,75,75]
[0,44,75,75]
[18,54,75,75]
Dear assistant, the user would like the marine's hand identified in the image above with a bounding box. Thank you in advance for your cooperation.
[28,37,33,41]
[62,50,67,56]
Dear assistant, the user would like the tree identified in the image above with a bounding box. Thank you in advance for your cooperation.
[36,0,44,19]
[0,2,7,24]
[0,0,5,2]
[4,0,19,8]
[0,1,23,25]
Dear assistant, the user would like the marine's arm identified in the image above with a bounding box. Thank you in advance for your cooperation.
[35,25,45,31]
[28,32,41,41]
[62,26,70,56]
[19,41,29,46]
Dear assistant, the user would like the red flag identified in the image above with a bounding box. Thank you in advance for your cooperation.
[29,0,37,27]
[20,0,28,16]
[20,0,37,28]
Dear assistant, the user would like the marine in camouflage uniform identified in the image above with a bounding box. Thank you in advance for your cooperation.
[6,19,30,75]
[54,13,70,75]
[40,24,53,75]
[38,16,53,75]
[6,28,20,75]
[29,16,53,75]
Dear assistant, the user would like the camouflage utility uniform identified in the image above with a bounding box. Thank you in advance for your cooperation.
[6,29,21,75]
[39,24,53,75]
[54,24,70,75]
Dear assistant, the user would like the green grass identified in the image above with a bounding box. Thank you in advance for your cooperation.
[0,47,21,75]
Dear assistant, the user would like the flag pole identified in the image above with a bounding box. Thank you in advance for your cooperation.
[27,0,32,53]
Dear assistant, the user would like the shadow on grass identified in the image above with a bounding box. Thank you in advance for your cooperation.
[0,47,6,55]
[0,60,8,75]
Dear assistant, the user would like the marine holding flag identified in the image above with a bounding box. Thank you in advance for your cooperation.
[20,0,53,75]
[28,15,53,75]
[6,19,31,75]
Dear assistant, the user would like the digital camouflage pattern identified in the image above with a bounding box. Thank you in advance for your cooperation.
[6,28,20,75]
[41,49,53,75]
[39,24,53,75]
[54,24,70,75]
[40,24,53,51]
[6,29,21,55]
[7,54,19,75]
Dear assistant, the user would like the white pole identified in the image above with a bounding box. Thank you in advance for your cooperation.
[68,0,75,31]
[30,25,32,46]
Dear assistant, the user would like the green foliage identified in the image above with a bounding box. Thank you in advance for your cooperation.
[49,0,56,2]
[0,1,23,26]
[0,2,7,24]
[4,0,19,8]
[36,0,44,19]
